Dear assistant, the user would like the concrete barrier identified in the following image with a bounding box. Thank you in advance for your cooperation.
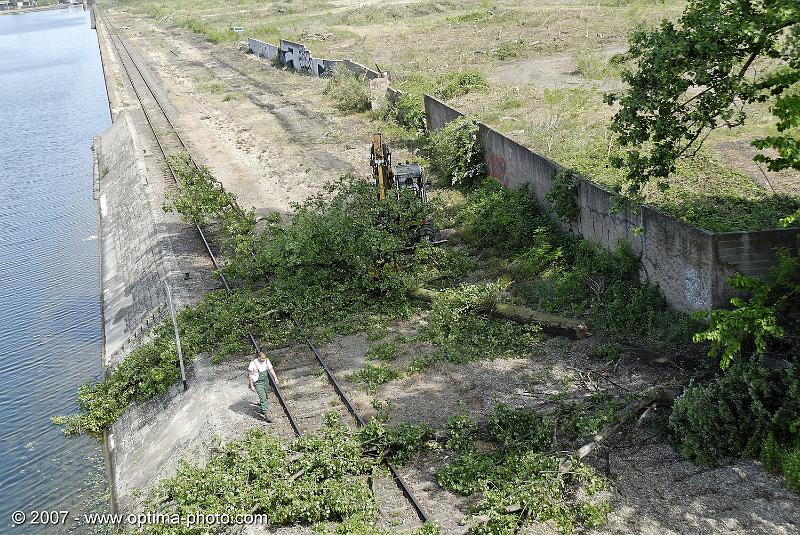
[424,94,800,311]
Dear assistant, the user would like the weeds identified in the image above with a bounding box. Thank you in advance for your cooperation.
[325,68,370,113]
[433,70,488,100]
[365,341,399,362]
[177,17,237,44]
[493,39,527,60]
[348,364,402,393]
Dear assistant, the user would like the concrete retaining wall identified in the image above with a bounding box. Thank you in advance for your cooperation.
[94,113,172,367]
[424,95,800,311]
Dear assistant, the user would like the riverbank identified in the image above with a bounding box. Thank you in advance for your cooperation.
[88,5,800,534]
[0,4,69,16]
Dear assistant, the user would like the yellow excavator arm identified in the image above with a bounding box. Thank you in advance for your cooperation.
[371,132,393,201]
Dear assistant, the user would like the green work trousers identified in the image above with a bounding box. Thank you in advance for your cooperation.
[255,372,270,414]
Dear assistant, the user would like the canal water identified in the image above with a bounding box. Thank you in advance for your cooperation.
[0,7,111,533]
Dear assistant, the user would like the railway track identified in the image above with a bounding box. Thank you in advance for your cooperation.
[97,8,430,529]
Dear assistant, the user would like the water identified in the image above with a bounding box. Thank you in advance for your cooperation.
[0,7,111,533]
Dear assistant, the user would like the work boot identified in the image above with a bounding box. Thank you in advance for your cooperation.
[261,412,274,423]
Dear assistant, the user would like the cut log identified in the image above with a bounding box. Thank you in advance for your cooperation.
[411,287,589,339]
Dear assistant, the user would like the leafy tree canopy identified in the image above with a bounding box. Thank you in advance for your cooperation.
[607,0,800,224]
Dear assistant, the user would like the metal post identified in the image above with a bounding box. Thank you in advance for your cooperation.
[164,280,188,392]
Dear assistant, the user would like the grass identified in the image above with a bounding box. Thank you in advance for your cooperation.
[112,0,798,228]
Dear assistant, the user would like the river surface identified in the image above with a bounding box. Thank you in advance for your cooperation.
[0,7,111,533]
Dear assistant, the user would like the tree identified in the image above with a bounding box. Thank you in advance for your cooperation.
[606,0,800,224]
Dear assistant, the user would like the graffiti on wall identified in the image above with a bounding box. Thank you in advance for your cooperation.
[279,40,336,77]
[684,267,711,310]
[248,38,335,77]
[248,38,279,61]
[487,153,510,187]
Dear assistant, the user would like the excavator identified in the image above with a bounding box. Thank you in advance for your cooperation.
[370,132,442,244]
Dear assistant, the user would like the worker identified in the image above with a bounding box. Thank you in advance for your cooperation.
[248,351,278,422]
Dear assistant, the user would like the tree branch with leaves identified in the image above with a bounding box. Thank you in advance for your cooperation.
[606,0,799,225]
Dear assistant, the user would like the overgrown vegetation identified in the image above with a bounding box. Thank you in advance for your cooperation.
[545,169,581,223]
[324,68,370,114]
[426,116,485,188]
[56,164,470,436]
[436,400,627,534]
[670,250,800,491]
[455,180,695,349]
[136,412,439,534]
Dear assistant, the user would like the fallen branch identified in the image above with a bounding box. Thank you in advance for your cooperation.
[576,389,677,460]
[411,287,589,339]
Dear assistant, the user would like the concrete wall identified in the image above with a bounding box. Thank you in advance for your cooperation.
[424,95,800,311]
[94,113,174,367]
[248,38,335,77]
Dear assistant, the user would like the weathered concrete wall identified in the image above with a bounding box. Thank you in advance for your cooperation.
[339,58,382,80]
[248,37,335,77]
[94,113,174,367]
[424,95,800,311]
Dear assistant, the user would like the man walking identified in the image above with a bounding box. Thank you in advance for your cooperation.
[248,351,278,422]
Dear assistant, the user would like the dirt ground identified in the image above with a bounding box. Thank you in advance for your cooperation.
[102,8,800,535]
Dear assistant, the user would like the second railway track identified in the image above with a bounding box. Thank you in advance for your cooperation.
[97,7,431,529]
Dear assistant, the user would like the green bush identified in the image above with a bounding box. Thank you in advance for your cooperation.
[456,179,558,254]
[325,68,370,113]
[669,354,800,467]
[426,116,485,188]
[783,443,800,492]
[389,92,426,131]
[693,251,798,369]
[546,169,581,223]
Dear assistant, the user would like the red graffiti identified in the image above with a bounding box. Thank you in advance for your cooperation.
[488,153,508,186]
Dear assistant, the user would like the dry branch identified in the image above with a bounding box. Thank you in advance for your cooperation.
[576,389,677,460]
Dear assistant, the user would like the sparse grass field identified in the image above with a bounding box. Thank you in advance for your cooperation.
[111,0,799,231]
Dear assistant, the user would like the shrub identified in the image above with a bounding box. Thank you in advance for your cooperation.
[546,169,581,223]
[324,68,370,113]
[693,251,798,369]
[389,92,426,131]
[783,443,800,492]
[669,354,800,467]
[426,116,485,188]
